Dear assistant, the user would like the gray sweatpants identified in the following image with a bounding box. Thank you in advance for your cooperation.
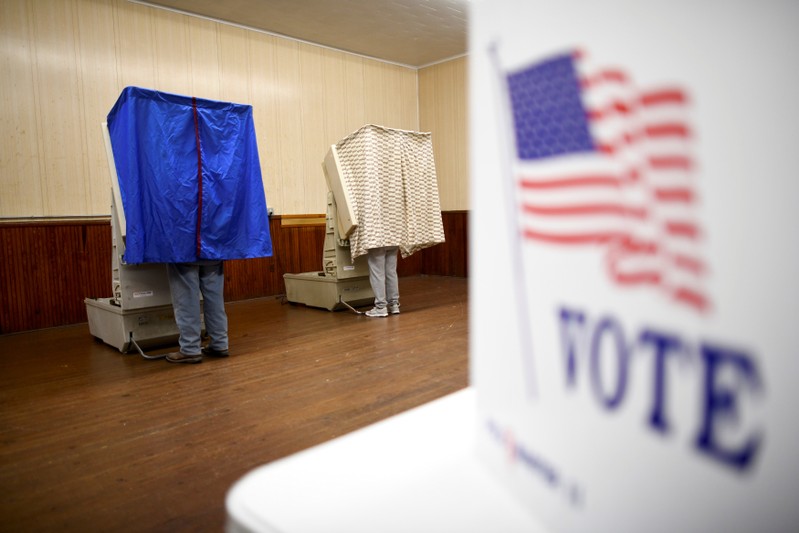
[366,246,399,310]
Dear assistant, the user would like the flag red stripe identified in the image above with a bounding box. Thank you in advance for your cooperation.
[649,155,693,171]
[640,89,688,106]
[654,187,694,203]
[610,270,662,285]
[587,99,634,120]
[588,90,688,121]
[599,122,692,154]
[673,287,710,312]
[597,143,616,155]
[646,123,691,138]
[581,69,630,89]
[523,202,647,218]
[616,236,659,254]
[599,124,691,140]
[665,220,700,238]
[523,229,627,244]
[519,167,640,189]
[597,132,639,154]
[520,175,621,189]
[672,254,706,275]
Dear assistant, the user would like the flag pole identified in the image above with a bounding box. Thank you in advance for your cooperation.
[487,41,537,398]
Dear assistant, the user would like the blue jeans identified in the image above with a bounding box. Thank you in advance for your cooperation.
[367,247,399,309]
[167,261,228,355]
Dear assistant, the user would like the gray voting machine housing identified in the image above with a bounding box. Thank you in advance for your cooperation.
[84,123,194,353]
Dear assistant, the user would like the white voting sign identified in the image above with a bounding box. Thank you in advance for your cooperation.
[470,1,799,531]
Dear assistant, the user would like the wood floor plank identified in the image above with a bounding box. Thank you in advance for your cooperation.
[0,275,468,532]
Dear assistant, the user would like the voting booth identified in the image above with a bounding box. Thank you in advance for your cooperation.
[86,87,272,353]
[227,2,799,531]
[283,124,445,311]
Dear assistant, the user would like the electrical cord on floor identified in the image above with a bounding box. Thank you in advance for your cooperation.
[339,297,363,315]
[128,332,168,360]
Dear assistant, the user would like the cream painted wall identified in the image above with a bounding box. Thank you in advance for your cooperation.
[419,56,468,211]
[0,0,468,218]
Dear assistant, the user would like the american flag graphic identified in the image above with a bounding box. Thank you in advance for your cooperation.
[505,50,710,313]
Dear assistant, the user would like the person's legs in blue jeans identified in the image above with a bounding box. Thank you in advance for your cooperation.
[167,263,202,356]
[199,261,228,352]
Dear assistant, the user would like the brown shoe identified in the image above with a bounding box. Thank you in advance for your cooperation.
[202,346,229,358]
[166,352,202,364]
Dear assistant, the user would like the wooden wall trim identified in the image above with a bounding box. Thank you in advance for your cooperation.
[0,212,468,334]
[0,217,111,227]
[279,214,326,227]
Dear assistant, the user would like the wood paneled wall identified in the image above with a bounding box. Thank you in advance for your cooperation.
[0,0,471,334]
[0,0,427,219]
[0,221,111,335]
[0,212,467,334]
[419,56,469,211]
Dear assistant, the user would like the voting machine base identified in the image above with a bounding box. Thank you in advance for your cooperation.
[283,272,373,312]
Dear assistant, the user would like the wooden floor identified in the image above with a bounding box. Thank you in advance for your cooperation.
[0,276,468,532]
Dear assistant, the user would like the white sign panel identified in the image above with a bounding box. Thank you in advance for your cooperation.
[470,1,799,531]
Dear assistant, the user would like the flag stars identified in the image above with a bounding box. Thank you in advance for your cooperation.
[508,54,595,159]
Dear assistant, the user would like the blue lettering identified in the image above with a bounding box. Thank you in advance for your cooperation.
[639,329,684,433]
[557,306,764,472]
[695,343,763,470]
[559,307,586,387]
[589,316,629,409]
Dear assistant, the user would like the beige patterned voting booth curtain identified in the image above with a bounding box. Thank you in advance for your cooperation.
[333,124,446,260]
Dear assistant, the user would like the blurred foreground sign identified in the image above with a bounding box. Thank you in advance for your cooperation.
[470,1,799,531]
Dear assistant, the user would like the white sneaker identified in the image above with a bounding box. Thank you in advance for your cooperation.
[365,307,388,317]
[388,304,400,315]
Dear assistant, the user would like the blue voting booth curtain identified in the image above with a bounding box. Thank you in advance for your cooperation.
[107,86,273,264]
